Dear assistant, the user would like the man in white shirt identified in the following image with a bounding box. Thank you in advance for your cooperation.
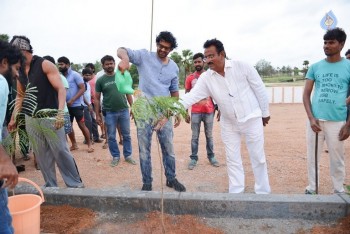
[180,39,271,194]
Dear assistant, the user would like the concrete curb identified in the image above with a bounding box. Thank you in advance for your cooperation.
[12,185,350,221]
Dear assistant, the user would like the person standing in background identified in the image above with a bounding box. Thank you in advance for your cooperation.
[95,55,135,167]
[85,63,103,143]
[345,49,350,60]
[185,52,219,170]
[57,56,94,153]
[82,67,94,144]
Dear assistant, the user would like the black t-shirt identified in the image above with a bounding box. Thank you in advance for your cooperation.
[20,55,58,117]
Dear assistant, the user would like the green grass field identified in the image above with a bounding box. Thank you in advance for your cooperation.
[263,75,305,87]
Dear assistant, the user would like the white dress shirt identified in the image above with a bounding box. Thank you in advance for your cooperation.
[180,59,269,123]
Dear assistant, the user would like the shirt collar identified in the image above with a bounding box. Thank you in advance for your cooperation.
[67,67,73,76]
[208,59,231,75]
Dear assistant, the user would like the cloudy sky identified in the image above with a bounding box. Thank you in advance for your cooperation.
[1,0,349,69]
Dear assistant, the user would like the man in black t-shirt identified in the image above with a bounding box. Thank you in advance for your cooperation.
[9,35,84,188]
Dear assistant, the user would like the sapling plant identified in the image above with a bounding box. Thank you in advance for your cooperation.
[131,92,188,233]
[2,85,59,158]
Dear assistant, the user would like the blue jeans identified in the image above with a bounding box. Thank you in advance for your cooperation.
[136,119,176,184]
[105,109,132,159]
[0,185,14,234]
[190,113,215,161]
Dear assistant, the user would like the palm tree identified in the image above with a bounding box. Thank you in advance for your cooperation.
[302,60,309,77]
[170,52,182,67]
[181,49,193,78]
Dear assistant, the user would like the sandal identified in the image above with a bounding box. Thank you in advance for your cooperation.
[70,145,79,151]
[87,147,94,153]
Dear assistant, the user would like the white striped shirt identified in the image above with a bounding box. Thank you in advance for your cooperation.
[180,60,269,123]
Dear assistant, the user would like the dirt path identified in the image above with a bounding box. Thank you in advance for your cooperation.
[17,103,350,194]
[13,103,350,233]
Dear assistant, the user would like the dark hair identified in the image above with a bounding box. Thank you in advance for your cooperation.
[345,49,350,56]
[57,56,70,65]
[43,55,55,64]
[156,31,178,49]
[101,55,115,65]
[9,35,33,53]
[193,53,204,60]
[85,63,95,72]
[203,39,225,55]
[82,67,93,75]
[323,27,347,43]
[0,40,24,65]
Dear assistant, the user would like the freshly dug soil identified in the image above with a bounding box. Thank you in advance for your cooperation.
[41,205,96,233]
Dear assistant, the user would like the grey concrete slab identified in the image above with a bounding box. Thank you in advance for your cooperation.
[338,193,350,215]
[12,185,350,221]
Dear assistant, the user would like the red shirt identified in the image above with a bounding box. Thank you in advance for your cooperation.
[185,71,215,113]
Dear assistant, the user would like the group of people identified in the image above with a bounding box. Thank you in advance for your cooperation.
[1,27,350,232]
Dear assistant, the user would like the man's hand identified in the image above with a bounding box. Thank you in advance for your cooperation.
[0,147,18,189]
[7,118,17,132]
[118,60,130,74]
[153,117,168,131]
[262,116,270,126]
[67,100,73,107]
[185,115,190,124]
[174,114,181,128]
[309,117,322,133]
[96,114,103,126]
[339,124,350,141]
[54,110,65,130]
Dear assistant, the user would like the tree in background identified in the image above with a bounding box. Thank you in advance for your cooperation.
[255,59,274,77]
[302,60,309,77]
[93,60,102,73]
[82,60,102,74]
[170,51,182,66]
[70,62,83,72]
[170,50,193,88]
[293,67,300,76]
[279,66,293,76]
[0,34,9,42]
[181,49,193,78]
[129,64,139,88]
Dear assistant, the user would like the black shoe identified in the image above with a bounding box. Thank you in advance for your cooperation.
[142,184,152,191]
[166,179,186,192]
